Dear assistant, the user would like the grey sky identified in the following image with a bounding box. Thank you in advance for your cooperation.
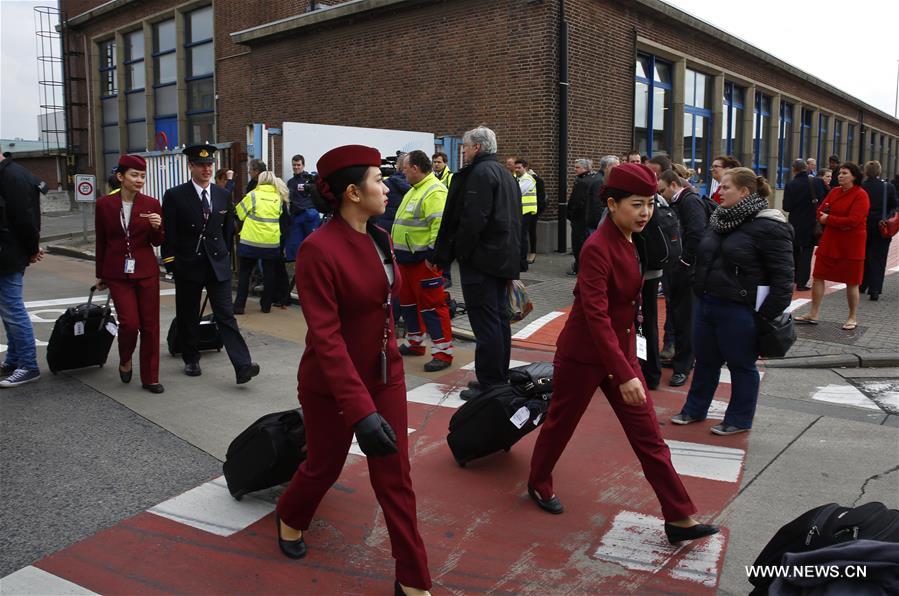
[1,0,897,141]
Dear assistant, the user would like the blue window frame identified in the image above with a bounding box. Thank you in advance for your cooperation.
[98,39,119,176]
[832,119,842,160]
[753,92,771,179]
[634,53,672,158]
[799,108,813,159]
[847,123,855,162]
[152,18,178,148]
[683,68,713,194]
[124,30,146,153]
[184,6,214,144]
[817,114,829,165]
[777,101,793,188]
[723,82,744,157]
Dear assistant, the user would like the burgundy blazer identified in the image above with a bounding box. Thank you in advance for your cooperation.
[295,215,403,427]
[556,217,644,385]
[95,191,164,280]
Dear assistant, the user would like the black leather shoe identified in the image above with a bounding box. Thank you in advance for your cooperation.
[233,306,245,315]
[424,358,451,372]
[394,580,405,596]
[669,372,689,387]
[459,387,483,401]
[119,365,132,383]
[870,293,879,301]
[236,362,260,384]
[184,362,201,377]
[275,513,306,559]
[664,522,719,544]
[527,486,564,514]
[142,383,165,394]
[467,380,481,391]
[260,305,271,313]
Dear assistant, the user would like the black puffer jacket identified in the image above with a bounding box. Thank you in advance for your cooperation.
[692,209,794,320]
[566,171,593,223]
[0,159,42,275]
[433,152,522,280]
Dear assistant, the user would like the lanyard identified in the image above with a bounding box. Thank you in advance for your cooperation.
[119,201,133,259]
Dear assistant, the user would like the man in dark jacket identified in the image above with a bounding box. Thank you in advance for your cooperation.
[0,151,43,387]
[586,155,621,235]
[433,126,521,399]
[379,153,410,232]
[783,159,827,291]
[658,170,708,387]
[566,158,593,275]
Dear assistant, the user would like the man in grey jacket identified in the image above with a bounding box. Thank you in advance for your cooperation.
[433,126,521,400]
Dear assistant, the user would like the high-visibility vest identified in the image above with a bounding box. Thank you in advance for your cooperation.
[235,184,283,249]
[391,172,447,255]
[436,167,453,188]
[518,172,538,215]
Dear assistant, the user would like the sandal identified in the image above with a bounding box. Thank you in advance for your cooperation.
[841,322,858,331]
[794,316,818,325]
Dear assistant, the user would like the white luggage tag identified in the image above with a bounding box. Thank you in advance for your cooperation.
[510,406,530,429]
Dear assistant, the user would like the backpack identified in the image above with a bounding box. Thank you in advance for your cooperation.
[749,501,899,593]
[699,194,719,222]
[533,173,547,213]
[635,196,682,271]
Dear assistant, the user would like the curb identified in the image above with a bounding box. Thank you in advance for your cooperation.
[451,326,476,342]
[45,244,96,261]
[763,352,899,369]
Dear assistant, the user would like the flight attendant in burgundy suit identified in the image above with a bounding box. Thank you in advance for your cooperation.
[94,154,164,393]
[275,146,431,596]
[526,163,719,545]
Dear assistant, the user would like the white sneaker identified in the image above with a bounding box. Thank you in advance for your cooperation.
[0,368,41,388]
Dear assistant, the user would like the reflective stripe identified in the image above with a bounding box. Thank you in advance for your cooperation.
[162,256,175,263]
[247,213,281,223]
[392,218,430,228]
[394,241,435,253]
[239,238,280,248]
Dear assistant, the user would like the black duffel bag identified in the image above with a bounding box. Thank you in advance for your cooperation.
[167,293,223,355]
[756,312,797,358]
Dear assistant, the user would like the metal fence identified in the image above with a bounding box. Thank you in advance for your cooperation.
[135,142,237,202]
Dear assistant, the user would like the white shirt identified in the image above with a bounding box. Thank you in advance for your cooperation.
[191,179,212,204]
[370,236,395,286]
[121,200,133,229]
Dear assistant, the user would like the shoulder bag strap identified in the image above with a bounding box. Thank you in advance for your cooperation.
[883,180,888,220]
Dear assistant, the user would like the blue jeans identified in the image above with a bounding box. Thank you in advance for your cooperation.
[284,209,321,262]
[680,294,759,429]
[0,270,38,371]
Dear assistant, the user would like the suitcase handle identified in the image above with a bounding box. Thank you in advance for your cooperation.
[86,285,114,328]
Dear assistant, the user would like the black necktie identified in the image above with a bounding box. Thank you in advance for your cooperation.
[201,189,210,220]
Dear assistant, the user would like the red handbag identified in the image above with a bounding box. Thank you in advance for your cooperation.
[878,181,899,239]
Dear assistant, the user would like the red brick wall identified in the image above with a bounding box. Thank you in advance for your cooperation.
[11,156,65,188]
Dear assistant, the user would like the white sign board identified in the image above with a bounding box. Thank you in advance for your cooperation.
[281,122,435,179]
[74,174,96,203]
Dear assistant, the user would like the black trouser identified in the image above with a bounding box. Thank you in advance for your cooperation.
[460,266,511,387]
[668,267,695,375]
[861,231,892,295]
[570,219,587,272]
[235,256,277,311]
[639,277,662,388]
[520,213,536,271]
[794,244,815,287]
[273,258,292,305]
[175,267,252,369]
[528,214,538,252]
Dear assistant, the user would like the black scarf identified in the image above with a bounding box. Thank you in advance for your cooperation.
[709,192,769,234]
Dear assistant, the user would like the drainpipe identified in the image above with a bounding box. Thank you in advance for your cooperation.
[557,0,569,253]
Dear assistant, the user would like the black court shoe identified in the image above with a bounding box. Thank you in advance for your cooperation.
[394,580,405,596]
[527,486,564,514]
[275,513,307,559]
[119,364,132,383]
[142,383,165,394]
[664,522,719,544]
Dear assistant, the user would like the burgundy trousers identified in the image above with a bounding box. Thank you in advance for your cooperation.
[528,356,697,522]
[276,380,431,590]
[106,276,160,385]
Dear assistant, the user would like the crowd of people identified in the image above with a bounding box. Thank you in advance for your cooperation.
[1,128,898,593]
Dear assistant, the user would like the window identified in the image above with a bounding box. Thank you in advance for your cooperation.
[777,102,793,188]
[683,68,713,192]
[817,114,829,165]
[634,53,672,158]
[869,130,876,164]
[153,18,178,147]
[185,6,214,144]
[799,108,813,159]
[124,29,146,152]
[723,82,744,157]
[753,92,771,179]
[98,39,118,175]
[833,119,842,160]
[847,123,855,162]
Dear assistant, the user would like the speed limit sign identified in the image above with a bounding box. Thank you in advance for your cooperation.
[75,174,96,202]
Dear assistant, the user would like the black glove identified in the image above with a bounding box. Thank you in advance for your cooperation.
[353,412,398,457]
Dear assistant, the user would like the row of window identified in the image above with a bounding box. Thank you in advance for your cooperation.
[99,5,214,175]
[634,52,898,192]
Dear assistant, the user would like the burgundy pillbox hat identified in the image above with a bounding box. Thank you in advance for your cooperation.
[118,154,147,172]
[315,145,382,203]
[605,162,658,197]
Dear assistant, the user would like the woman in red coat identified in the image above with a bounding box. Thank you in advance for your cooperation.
[527,163,719,545]
[795,162,870,330]
[275,146,431,596]
[94,155,164,393]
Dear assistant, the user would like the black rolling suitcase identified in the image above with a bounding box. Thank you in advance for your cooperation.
[223,409,307,500]
[167,294,223,355]
[46,285,118,373]
[447,362,553,467]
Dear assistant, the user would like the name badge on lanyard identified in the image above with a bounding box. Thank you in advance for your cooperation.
[120,202,135,274]
[635,296,647,361]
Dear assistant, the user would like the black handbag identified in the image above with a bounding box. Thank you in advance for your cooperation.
[755,312,797,358]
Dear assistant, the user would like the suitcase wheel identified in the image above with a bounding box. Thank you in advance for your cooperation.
[503,447,511,452]
[217,348,222,352]
[231,490,246,501]
[456,460,467,468]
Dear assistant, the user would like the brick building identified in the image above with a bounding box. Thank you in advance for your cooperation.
[60,0,899,251]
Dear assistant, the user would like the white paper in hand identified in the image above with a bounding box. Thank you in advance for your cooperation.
[755,285,770,311]
[510,406,530,429]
